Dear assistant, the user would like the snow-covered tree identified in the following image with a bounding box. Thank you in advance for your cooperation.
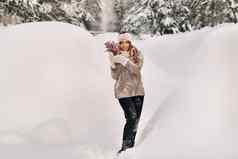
[59,0,96,28]
[182,0,238,30]
[226,0,238,23]
[120,0,181,35]
[0,0,96,28]
[81,0,102,30]
[113,0,127,32]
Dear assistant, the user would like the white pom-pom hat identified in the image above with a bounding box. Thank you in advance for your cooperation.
[118,32,132,42]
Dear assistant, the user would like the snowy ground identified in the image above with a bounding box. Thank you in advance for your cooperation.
[0,21,237,159]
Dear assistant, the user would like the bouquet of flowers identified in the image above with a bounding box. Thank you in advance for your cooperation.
[104,40,120,55]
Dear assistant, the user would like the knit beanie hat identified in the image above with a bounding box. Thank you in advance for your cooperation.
[118,32,132,42]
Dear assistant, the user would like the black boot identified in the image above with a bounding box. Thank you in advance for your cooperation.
[117,146,127,154]
[117,139,134,154]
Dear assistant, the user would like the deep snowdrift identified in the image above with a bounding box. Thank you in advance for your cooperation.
[0,21,123,147]
[0,21,237,159]
[133,23,238,159]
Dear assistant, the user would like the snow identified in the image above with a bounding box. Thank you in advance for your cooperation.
[100,0,116,32]
[161,16,175,26]
[0,21,238,158]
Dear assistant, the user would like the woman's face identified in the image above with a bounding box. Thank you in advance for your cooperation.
[119,40,130,51]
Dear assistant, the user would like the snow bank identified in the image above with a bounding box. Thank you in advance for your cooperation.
[133,23,238,159]
[0,21,122,147]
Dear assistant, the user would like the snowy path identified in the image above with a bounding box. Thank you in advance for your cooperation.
[0,22,237,159]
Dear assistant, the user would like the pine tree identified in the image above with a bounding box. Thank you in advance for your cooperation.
[0,0,96,28]
[121,0,181,35]
[226,0,238,23]
[82,0,102,30]
[182,0,237,29]
[113,0,127,32]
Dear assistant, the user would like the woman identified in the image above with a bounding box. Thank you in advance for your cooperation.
[106,33,145,154]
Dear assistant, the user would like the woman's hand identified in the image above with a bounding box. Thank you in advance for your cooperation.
[112,54,129,66]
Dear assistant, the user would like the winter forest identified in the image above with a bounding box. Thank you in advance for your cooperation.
[1,0,238,36]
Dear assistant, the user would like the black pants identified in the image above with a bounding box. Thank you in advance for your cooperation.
[118,95,144,147]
